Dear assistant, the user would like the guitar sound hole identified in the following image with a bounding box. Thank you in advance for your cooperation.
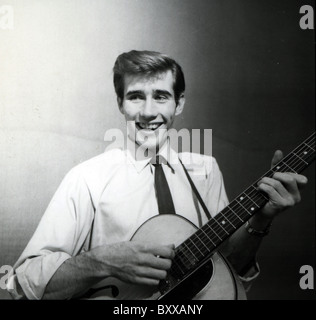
[159,259,214,300]
[79,285,120,299]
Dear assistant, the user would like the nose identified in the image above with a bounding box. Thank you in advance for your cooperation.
[140,98,158,119]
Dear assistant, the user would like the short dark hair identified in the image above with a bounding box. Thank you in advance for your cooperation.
[113,50,185,104]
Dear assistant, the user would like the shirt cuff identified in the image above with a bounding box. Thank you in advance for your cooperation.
[238,260,260,292]
[12,251,71,300]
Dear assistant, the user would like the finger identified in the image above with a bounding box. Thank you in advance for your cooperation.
[142,254,173,270]
[271,150,284,168]
[136,266,168,281]
[273,172,307,193]
[143,244,175,259]
[258,177,289,199]
[133,276,160,286]
[257,181,286,205]
[276,172,308,187]
[258,176,300,207]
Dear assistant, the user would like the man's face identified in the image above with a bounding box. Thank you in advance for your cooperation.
[118,70,185,153]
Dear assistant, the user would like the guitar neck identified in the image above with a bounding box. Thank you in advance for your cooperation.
[170,132,316,278]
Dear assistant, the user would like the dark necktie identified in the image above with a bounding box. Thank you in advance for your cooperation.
[152,158,176,214]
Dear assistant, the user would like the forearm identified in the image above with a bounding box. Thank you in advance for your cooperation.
[42,241,174,300]
[221,213,273,275]
[42,249,108,300]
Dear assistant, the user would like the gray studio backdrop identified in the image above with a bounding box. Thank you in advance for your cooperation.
[0,0,315,299]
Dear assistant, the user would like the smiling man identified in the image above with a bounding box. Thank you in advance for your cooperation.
[7,50,307,300]
[115,51,185,159]
[120,71,184,154]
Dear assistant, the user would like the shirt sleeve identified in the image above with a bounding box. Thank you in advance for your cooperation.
[7,166,95,300]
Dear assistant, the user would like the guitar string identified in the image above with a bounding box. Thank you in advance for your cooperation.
[170,150,315,279]
[176,135,316,270]
[189,133,316,245]
[175,134,315,260]
[206,134,316,241]
[170,134,316,276]
[169,134,314,276]
[169,133,315,277]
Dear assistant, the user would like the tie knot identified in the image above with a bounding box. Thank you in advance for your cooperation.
[151,156,167,167]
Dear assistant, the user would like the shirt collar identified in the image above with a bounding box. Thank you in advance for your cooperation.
[125,138,180,174]
[156,141,180,170]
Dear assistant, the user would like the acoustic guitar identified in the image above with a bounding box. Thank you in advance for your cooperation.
[83,132,315,300]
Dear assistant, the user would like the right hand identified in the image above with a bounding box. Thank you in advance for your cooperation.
[91,241,175,286]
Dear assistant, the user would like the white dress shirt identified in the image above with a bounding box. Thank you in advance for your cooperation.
[7,146,234,299]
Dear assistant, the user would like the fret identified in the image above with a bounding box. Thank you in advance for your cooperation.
[249,184,269,201]
[203,223,223,242]
[211,216,230,235]
[220,205,245,230]
[190,234,207,257]
[274,161,297,173]
[244,185,266,206]
[293,152,309,165]
[216,211,237,230]
[304,150,316,163]
[182,241,198,263]
[193,232,211,252]
[304,142,315,152]
[230,199,251,221]
[267,169,277,178]
[208,218,229,238]
[235,197,255,216]
[300,150,310,158]
[226,205,244,222]
[290,159,308,173]
[199,227,217,247]
[242,192,261,210]
[191,242,204,257]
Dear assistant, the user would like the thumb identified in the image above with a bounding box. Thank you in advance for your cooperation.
[271,150,283,168]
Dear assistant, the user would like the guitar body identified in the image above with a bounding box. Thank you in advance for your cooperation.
[85,214,246,300]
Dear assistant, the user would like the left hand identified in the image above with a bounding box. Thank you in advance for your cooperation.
[257,150,308,219]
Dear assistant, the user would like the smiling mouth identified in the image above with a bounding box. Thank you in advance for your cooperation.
[136,122,164,131]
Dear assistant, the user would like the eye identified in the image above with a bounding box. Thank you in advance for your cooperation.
[128,94,144,101]
[154,94,168,102]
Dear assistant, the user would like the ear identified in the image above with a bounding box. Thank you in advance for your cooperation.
[117,97,124,114]
[175,94,185,116]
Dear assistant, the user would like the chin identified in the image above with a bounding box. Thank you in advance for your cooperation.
[136,129,167,147]
[136,140,159,152]
[136,137,167,154]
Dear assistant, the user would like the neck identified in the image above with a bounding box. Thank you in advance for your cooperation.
[127,136,170,162]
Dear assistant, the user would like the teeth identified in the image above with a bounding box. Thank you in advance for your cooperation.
[138,123,161,130]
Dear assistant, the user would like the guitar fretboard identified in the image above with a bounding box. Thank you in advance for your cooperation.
[168,132,316,282]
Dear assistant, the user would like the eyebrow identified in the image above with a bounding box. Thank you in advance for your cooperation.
[125,90,144,99]
[125,89,173,97]
[154,90,173,97]
[125,90,143,95]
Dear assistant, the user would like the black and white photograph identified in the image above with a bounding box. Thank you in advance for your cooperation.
[0,0,315,304]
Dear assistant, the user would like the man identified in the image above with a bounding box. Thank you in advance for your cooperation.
[7,50,307,300]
